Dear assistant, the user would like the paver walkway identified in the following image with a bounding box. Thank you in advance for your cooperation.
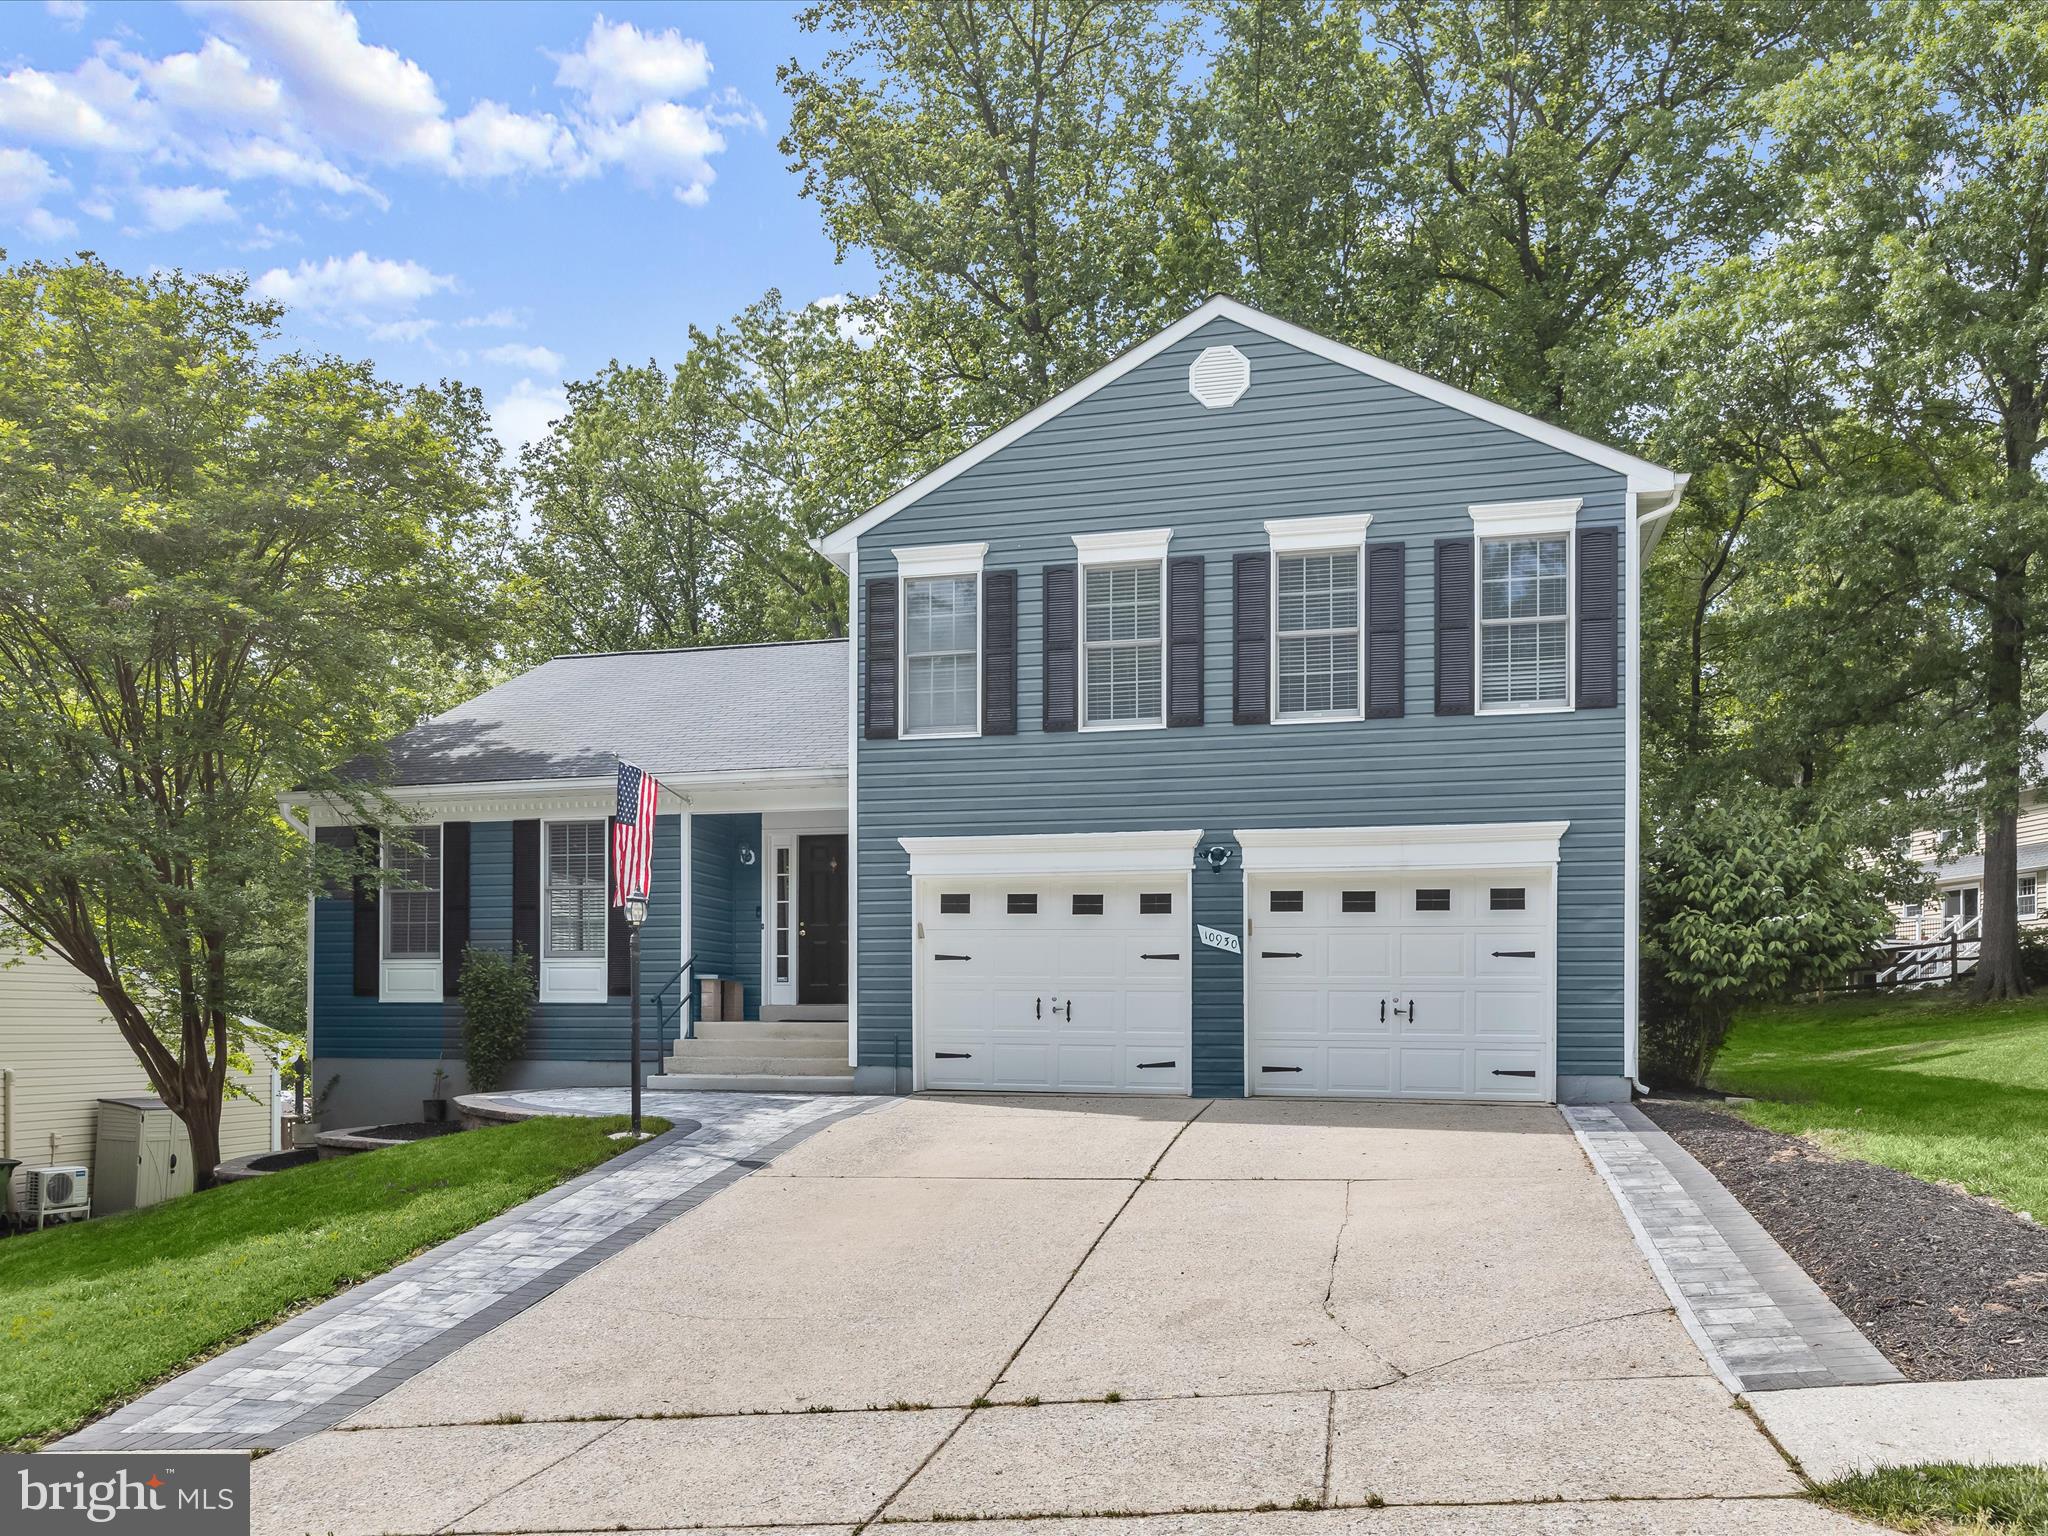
[245,1096,1878,1535]
[1564,1103,1902,1393]
[60,1090,875,1452]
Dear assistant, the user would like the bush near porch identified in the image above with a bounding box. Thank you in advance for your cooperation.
[0,1113,667,1451]
[1709,991,2048,1219]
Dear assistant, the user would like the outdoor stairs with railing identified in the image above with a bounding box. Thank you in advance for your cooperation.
[646,1006,856,1094]
[1874,913,1983,989]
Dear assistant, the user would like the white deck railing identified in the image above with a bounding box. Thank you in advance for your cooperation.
[1873,912,1982,988]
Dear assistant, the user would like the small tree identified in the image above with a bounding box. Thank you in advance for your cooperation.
[1641,799,1890,1086]
[456,946,534,1094]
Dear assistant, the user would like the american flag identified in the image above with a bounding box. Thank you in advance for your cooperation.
[612,761,661,905]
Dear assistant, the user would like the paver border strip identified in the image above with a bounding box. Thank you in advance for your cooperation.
[55,1095,883,1454]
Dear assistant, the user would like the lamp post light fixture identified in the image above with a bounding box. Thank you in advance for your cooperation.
[624,891,649,1136]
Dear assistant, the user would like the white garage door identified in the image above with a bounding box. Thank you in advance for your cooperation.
[1247,873,1553,1101]
[917,878,1191,1094]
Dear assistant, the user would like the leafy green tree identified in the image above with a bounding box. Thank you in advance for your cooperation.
[0,257,508,1185]
[781,0,1197,430]
[1642,799,1890,1086]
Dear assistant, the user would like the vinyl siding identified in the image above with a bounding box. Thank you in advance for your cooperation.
[691,813,764,1019]
[856,316,1629,1095]
[0,942,275,1203]
[313,813,687,1061]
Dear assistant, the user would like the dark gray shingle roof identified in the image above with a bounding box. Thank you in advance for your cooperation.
[342,640,847,787]
[1922,840,2048,883]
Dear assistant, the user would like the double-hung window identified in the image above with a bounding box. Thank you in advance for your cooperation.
[1266,514,1372,721]
[380,824,443,1002]
[1074,529,1172,730]
[1471,499,1578,713]
[895,542,987,737]
[546,821,607,958]
[2023,875,2038,921]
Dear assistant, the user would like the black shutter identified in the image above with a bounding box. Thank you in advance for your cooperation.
[864,576,898,740]
[1042,563,1079,732]
[1167,555,1205,727]
[313,824,355,899]
[1577,526,1619,709]
[1232,552,1270,725]
[982,568,1018,735]
[512,819,541,963]
[1365,543,1405,719]
[351,826,378,996]
[442,821,471,999]
[607,816,631,995]
[1434,538,1475,716]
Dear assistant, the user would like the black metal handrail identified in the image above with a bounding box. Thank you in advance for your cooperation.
[654,957,697,1046]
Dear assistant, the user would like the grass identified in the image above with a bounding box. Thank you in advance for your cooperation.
[0,1113,667,1450]
[1812,1464,2048,1533]
[1709,991,2048,1218]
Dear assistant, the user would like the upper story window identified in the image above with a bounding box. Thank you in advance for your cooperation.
[1073,528,1173,730]
[1470,499,1578,714]
[895,542,987,738]
[383,826,442,959]
[546,820,607,958]
[1266,513,1371,723]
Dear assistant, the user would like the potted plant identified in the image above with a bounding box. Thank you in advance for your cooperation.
[423,1066,451,1124]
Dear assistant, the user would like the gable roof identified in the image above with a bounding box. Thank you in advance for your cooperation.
[817,295,1681,565]
[337,639,847,788]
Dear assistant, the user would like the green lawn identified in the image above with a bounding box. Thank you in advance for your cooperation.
[0,1114,667,1450]
[1813,1463,2048,1533]
[1710,991,2048,1218]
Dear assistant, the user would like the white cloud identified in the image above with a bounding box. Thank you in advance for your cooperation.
[704,87,766,134]
[583,100,723,205]
[0,147,76,238]
[45,1,88,27]
[448,100,581,180]
[24,206,79,239]
[490,377,568,464]
[0,55,154,151]
[135,183,235,230]
[459,308,524,330]
[367,317,437,343]
[251,251,454,325]
[553,15,710,119]
[141,37,280,122]
[481,342,564,372]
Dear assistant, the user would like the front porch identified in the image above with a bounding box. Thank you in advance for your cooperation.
[656,809,853,1093]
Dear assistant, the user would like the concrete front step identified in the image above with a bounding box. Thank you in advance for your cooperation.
[663,1051,851,1075]
[693,1020,847,1042]
[669,1036,846,1062]
[759,1004,849,1023]
[646,1070,857,1094]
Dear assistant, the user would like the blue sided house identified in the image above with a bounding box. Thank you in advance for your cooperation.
[298,297,1682,1124]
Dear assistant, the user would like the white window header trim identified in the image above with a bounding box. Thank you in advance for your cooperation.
[900,828,1202,880]
[1469,498,1582,538]
[893,541,988,579]
[1234,821,1570,875]
[1264,512,1373,553]
[1072,527,1173,565]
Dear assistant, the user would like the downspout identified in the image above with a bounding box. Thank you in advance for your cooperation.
[277,793,315,1119]
[1625,476,1689,1097]
[3,1065,13,1158]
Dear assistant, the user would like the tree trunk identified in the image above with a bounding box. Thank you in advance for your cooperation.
[182,1087,224,1193]
[1973,564,2028,1001]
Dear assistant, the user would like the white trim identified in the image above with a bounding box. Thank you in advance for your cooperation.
[1267,521,1370,724]
[899,829,1203,880]
[1234,821,1569,875]
[1474,524,1575,716]
[892,540,988,579]
[538,815,608,1003]
[295,769,844,828]
[767,834,796,1003]
[816,295,1678,563]
[1071,527,1174,565]
[898,563,983,740]
[1263,512,1373,554]
[847,550,860,1070]
[1468,498,1581,537]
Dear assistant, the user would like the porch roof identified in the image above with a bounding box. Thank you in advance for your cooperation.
[1922,840,2048,884]
[338,639,847,788]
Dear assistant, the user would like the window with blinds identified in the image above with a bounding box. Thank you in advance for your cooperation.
[383,826,442,959]
[1479,535,1570,709]
[546,820,607,958]
[903,574,979,734]
[1083,562,1163,726]
[1276,550,1360,717]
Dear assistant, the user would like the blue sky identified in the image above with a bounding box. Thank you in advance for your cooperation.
[1,1,876,459]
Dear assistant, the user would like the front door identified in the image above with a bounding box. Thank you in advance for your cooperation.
[797,835,849,1005]
[1944,886,1980,928]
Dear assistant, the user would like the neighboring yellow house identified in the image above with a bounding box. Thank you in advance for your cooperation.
[0,939,280,1218]
[1889,791,2048,943]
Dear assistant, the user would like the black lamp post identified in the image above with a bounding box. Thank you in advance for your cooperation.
[624,890,648,1136]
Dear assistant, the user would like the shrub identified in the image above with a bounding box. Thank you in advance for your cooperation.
[1641,798,1890,1088]
[2018,926,2048,990]
[456,945,534,1093]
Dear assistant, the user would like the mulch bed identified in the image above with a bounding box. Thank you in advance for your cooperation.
[1639,1098,2048,1382]
[358,1120,464,1142]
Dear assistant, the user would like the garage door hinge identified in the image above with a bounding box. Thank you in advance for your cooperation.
[1137,1060,1176,1069]
[1491,1069,1536,1078]
[1141,952,1180,960]
[1260,950,1302,959]
[1261,1065,1304,1073]
[934,953,971,961]
[1492,950,1536,959]
[935,1051,972,1059]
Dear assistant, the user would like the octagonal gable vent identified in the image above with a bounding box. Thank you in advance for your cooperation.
[1188,344,1251,409]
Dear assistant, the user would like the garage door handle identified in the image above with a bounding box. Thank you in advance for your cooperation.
[1141,952,1180,960]
[1491,1069,1536,1078]
[934,953,971,961]
[1260,950,1302,959]
[1492,950,1536,959]
[935,1051,972,1060]
[1137,1060,1176,1069]
[1261,1065,1304,1073]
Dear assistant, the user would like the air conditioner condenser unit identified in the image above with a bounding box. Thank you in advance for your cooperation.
[22,1165,91,1229]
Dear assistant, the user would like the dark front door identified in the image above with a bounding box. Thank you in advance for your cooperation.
[797,834,849,1005]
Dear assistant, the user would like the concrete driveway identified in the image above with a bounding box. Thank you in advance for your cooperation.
[252,1096,1872,1535]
